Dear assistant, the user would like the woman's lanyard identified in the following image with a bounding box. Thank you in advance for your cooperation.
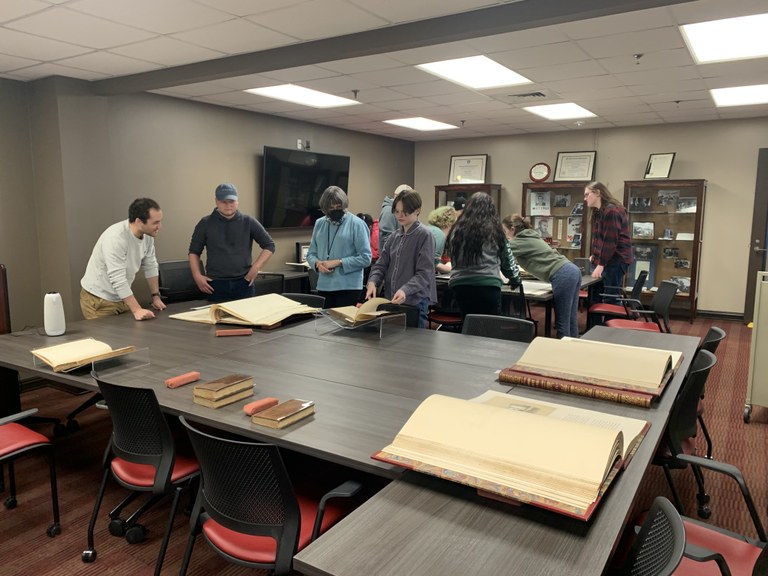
[326,220,341,260]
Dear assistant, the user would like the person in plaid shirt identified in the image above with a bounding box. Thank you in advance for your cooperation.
[585,182,632,304]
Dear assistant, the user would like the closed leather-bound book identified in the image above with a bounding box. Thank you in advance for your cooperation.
[251,399,315,429]
[193,374,253,400]
[193,388,254,409]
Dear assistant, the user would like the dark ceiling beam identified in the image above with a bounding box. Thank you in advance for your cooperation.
[91,0,693,95]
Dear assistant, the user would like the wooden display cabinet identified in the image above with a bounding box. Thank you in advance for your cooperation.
[520,182,589,260]
[434,184,501,210]
[623,179,707,323]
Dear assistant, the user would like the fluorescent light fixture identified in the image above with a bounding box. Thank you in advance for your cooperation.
[383,117,458,131]
[416,55,531,90]
[711,84,768,107]
[245,84,360,108]
[523,103,596,120]
[681,14,768,64]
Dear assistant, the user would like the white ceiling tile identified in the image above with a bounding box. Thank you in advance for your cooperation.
[615,66,701,86]
[576,27,684,59]
[171,18,296,54]
[493,42,592,70]
[56,51,163,76]
[349,65,433,88]
[151,83,233,97]
[303,75,378,95]
[193,0,307,18]
[467,26,571,53]
[0,52,39,72]
[259,65,339,83]
[628,79,707,97]
[649,99,714,112]
[0,27,91,60]
[109,37,224,66]
[598,49,694,74]
[345,0,496,23]
[544,75,623,93]
[0,0,49,23]
[6,6,155,49]
[319,54,404,75]
[558,6,672,39]
[667,0,768,25]
[6,60,109,80]
[244,0,387,42]
[521,60,607,83]
[387,42,480,66]
[69,0,232,34]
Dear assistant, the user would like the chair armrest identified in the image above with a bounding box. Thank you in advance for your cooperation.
[677,454,767,541]
[311,480,362,541]
[0,408,38,426]
[683,543,732,575]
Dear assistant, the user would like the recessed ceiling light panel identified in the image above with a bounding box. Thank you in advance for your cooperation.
[417,55,531,90]
[711,84,768,107]
[383,117,458,131]
[681,14,768,64]
[523,103,596,120]
[245,84,360,108]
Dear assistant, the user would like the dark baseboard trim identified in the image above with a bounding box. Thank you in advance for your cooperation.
[696,310,744,321]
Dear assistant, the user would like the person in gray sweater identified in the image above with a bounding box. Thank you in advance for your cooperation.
[367,190,437,327]
[503,213,582,338]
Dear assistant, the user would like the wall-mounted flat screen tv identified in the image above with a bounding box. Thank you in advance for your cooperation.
[260,146,350,229]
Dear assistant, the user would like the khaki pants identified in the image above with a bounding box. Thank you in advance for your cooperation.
[80,288,129,320]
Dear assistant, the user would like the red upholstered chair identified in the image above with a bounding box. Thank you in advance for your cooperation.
[587,270,648,328]
[178,416,361,576]
[0,408,61,537]
[605,280,678,333]
[82,375,200,576]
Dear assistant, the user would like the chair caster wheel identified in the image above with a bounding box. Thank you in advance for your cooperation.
[744,405,752,423]
[66,419,80,433]
[82,549,96,563]
[108,518,126,536]
[4,496,17,509]
[125,524,147,544]
[697,493,710,505]
[47,523,61,537]
[53,422,68,437]
[697,505,711,519]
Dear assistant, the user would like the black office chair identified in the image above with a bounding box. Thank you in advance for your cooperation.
[696,326,726,460]
[461,314,535,343]
[507,282,539,335]
[605,280,678,333]
[0,407,61,537]
[158,259,206,303]
[378,303,420,328]
[82,375,200,575]
[653,349,716,519]
[178,416,361,575]
[614,496,685,576]
[588,270,648,328]
[283,292,325,308]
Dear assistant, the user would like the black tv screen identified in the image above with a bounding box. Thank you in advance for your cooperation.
[260,146,350,229]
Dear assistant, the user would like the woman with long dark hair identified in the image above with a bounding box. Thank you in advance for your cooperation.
[446,193,520,316]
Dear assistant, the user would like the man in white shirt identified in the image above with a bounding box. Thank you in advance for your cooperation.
[80,198,166,320]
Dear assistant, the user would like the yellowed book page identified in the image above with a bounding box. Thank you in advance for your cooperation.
[515,337,672,390]
[32,338,113,368]
[471,390,647,460]
[382,394,621,504]
[168,308,217,324]
[561,337,683,372]
[214,293,317,326]
[328,297,390,323]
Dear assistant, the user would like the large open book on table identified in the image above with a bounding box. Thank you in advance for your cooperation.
[498,337,683,407]
[169,293,318,328]
[32,338,136,373]
[373,391,650,520]
[326,297,391,326]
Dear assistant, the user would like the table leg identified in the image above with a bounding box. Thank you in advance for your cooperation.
[544,302,552,337]
[0,366,21,417]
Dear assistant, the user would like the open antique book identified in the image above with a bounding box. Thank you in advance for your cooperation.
[498,337,683,407]
[169,293,318,328]
[326,297,391,325]
[32,338,136,373]
[373,391,650,520]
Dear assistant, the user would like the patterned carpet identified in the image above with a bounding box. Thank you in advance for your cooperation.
[1,314,764,575]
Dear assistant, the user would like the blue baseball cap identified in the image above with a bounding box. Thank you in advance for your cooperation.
[215,183,238,201]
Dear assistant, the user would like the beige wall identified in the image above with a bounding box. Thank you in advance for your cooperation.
[415,118,768,315]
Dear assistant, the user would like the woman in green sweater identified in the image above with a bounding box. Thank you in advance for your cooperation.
[502,213,582,338]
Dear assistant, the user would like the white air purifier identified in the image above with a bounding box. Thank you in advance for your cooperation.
[44,292,66,336]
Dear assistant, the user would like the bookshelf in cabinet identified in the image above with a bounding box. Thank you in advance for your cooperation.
[521,182,589,260]
[434,184,501,210]
[623,179,706,323]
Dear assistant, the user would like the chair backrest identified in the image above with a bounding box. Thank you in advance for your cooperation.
[93,374,177,494]
[621,496,685,576]
[282,292,325,308]
[307,267,319,293]
[253,273,285,296]
[378,303,420,328]
[649,280,678,333]
[461,314,536,343]
[179,416,300,575]
[700,326,726,354]
[158,260,206,303]
[507,283,528,320]
[0,264,10,334]
[665,349,717,456]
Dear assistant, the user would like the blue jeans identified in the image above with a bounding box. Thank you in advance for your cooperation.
[208,278,255,302]
[416,298,430,329]
[599,261,629,305]
[550,262,582,338]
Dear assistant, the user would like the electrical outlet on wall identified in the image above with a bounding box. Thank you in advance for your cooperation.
[296,138,303,150]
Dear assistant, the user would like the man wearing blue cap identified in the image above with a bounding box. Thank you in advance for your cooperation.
[189,183,275,302]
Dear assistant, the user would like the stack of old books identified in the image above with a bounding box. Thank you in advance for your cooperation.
[193,374,253,409]
[251,399,315,429]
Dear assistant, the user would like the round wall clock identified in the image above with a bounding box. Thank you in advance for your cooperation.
[529,162,551,183]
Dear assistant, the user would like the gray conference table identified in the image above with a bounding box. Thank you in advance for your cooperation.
[294,327,700,576]
[0,307,699,575]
